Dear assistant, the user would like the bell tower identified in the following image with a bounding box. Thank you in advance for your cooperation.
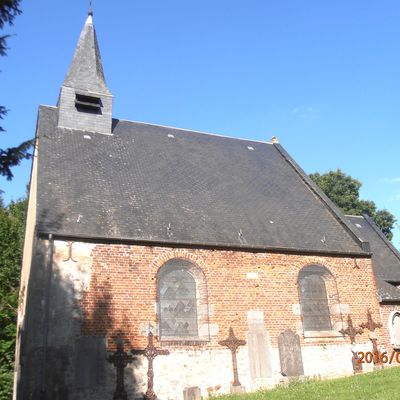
[57,11,113,134]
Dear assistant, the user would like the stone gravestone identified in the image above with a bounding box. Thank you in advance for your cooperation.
[278,329,304,377]
[247,311,272,381]
[75,336,106,389]
[183,386,202,400]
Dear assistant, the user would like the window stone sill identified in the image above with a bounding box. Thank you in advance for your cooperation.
[159,337,210,346]
[303,330,344,339]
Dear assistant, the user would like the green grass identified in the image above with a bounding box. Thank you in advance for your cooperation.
[219,367,400,400]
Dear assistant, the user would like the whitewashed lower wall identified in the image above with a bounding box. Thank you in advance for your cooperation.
[128,343,374,400]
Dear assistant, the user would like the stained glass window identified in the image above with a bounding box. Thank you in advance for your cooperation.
[159,268,198,337]
[299,268,332,331]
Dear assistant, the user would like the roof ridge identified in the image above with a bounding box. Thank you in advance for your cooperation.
[115,118,275,145]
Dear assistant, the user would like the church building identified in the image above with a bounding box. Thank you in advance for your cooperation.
[14,11,400,400]
[346,215,400,351]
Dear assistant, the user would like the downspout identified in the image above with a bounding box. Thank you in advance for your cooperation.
[41,233,53,399]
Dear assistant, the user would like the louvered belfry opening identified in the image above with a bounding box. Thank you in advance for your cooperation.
[158,259,198,338]
[298,265,332,331]
[75,92,102,113]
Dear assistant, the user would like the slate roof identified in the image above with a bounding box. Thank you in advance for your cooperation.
[35,105,367,255]
[347,215,400,302]
[63,15,111,95]
[376,279,400,302]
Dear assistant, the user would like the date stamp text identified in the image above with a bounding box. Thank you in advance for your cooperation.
[357,351,400,364]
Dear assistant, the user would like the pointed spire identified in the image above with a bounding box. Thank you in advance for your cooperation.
[63,13,111,95]
[58,12,113,135]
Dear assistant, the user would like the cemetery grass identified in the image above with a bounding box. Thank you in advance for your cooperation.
[219,366,400,400]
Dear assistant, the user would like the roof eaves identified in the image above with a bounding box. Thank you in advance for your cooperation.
[377,278,400,303]
[36,230,371,257]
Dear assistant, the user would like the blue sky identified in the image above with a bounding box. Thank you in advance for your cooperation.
[1,1,399,248]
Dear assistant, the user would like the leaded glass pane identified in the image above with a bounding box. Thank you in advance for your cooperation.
[299,274,331,331]
[159,269,198,337]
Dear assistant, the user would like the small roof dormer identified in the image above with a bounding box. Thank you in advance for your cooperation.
[57,11,113,135]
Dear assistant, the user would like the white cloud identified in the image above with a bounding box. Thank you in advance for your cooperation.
[380,177,400,184]
[292,106,318,120]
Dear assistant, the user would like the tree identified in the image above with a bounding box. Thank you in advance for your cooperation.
[0,195,26,399]
[0,0,33,181]
[310,169,397,240]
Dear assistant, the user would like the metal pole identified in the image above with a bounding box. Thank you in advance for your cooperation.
[40,234,53,399]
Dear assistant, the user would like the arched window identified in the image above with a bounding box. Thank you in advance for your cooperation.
[298,265,332,331]
[157,258,208,339]
[389,312,400,349]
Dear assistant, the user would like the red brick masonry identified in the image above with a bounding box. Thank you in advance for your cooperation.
[80,245,383,352]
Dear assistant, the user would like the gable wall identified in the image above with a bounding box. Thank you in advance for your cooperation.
[13,139,39,400]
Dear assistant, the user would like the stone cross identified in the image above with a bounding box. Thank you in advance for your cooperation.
[131,332,170,400]
[107,339,134,400]
[360,309,382,366]
[340,315,364,373]
[218,328,246,387]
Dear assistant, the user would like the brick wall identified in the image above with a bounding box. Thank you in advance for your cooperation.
[35,240,391,399]
[80,244,381,351]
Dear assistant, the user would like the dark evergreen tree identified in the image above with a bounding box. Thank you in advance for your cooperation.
[310,169,397,240]
[0,3,29,397]
[0,0,32,181]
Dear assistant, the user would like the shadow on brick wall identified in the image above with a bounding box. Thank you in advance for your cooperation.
[16,236,143,400]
